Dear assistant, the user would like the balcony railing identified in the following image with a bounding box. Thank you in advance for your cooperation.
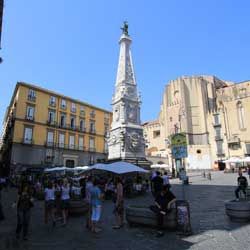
[47,120,57,126]
[89,147,96,152]
[60,104,67,110]
[28,95,36,102]
[79,127,86,132]
[213,122,221,127]
[216,151,225,156]
[25,115,34,121]
[89,129,96,134]
[80,110,85,116]
[49,102,56,107]
[23,138,33,145]
[78,145,86,151]
[90,112,96,118]
[45,141,55,147]
[215,135,223,141]
[71,107,76,113]
[228,137,240,145]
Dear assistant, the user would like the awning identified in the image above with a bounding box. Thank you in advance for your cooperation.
[88,161,148,174]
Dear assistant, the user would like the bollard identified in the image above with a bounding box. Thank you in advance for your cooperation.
[203,171,206,178]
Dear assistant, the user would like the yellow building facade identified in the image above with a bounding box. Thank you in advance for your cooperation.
[0,82,112,170]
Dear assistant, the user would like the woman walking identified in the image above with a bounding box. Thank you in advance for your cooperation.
[90,178,102,233]
[44,181,56,226]
[61,179,70,226]
[16,181,34,240]
[113,176,124,229]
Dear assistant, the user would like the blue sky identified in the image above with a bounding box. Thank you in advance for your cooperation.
[1,0,250,125]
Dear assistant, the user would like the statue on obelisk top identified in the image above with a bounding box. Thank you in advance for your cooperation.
[121,21,129,35]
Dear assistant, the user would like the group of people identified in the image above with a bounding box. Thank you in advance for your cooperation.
[150,171,176,237]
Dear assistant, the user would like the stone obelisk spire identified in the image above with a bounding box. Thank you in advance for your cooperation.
[108,22,145,161]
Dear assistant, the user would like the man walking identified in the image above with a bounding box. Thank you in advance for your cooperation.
[235,171,248,200]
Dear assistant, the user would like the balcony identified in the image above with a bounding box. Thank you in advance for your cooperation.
[78,145,86,151]
[90,112,96,119]
[80,110,85,116]
[216,151,225,157]
[228,137,240,145]
[79,126,86,132]
[60,104,67,110]
[28,95,36,102]
[23,138,33,145]
[47,120,57,127]
[89,147,96,152]
[89,129,96,134]
[104,117,109,124]
[49,102,56,107]
[59,123,66,129]
[213,122,221,127]
[25,115,34,121]
[215,135,223,141]
[45,141,55,147]
[71,107,76,113]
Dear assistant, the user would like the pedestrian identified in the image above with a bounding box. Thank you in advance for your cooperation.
[112,176,124,229]
[150,184,176,237]
[162,172,170,187]
[151,171,163,197]
[247,166,250,180]
[16,181,34,240]
[61,179,70,226]
[90,178,102,233]
[85,176,93,230]
[235,171,248,201]
[44,181,56,226]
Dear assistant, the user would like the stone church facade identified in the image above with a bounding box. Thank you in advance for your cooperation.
[144,75,250,170]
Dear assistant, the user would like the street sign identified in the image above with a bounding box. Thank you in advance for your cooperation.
[172,145,187,159]
[171,133,187,146]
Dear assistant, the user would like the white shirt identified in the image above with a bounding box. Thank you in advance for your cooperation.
[162,175,170,185]
[44,188,55,201]
[61,186,70,200]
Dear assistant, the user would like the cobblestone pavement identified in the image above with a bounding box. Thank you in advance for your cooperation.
[1,171,250,250]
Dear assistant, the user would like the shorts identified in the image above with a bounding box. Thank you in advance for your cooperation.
[45,200,55,209]
[91,205,101,222]
[61,199,70,209]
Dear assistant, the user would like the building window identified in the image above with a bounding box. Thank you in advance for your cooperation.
[71,102,76,113]
[49,96,56,107]
[80,119,85,131]
[246,143,250,156]
[24,127,33,144]
[59,133,65,148]
[28,89,36,101]
[61,99,67,109]
[89,138,95,152]
[104,113,109,123]
[104,125,109,136]
[80,105,85,115]
[47,131,54,147]
[237,102,245,129]
[79,136,84,150]
[70,117,76,129]
[26,106,34,120]
[60,113,66,128]
[153,130,160,138]
[215,127,222,139]
[69,135,75,149]
[216,140,223,155]
[90,109,95,118]
[214,114,220,125]
[48,110,56,125]
[90,120,95,133]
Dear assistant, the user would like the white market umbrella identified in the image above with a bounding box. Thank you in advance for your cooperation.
[44,166,68,172]
[66,166,89,171]
[151,164,169,169]
[89,161,148,174]
[241,157,250,163]
[223,157,242,163]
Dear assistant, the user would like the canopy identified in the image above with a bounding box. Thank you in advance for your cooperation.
[88,161,148,174]
[151,164,169,169]
[223,157,242,163]
[44,166,89,173]
[242,157,250,163]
